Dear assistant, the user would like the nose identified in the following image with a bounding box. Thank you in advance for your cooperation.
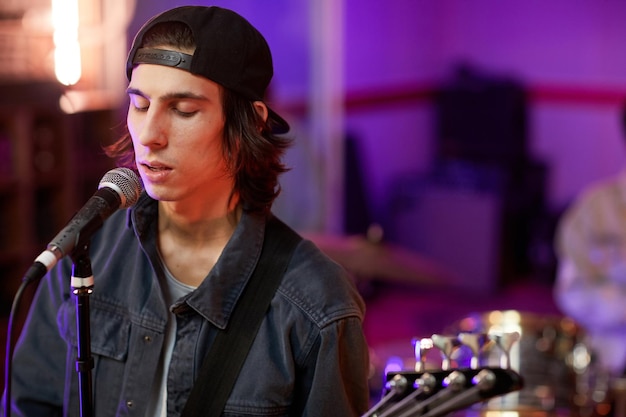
[129,107,167,149]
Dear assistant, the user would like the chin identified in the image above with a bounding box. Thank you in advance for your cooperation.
[144,186,168,202]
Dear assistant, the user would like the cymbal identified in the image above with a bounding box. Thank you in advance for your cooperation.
[305,227,460,287]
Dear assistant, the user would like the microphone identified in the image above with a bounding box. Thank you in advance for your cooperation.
[23,167,143,284]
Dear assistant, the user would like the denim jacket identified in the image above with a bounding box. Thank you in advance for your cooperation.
[8,193,370,416]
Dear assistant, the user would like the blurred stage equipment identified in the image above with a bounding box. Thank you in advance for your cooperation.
[387,64,552,291]
[445,310,598,416]
[306,224,460,287]
[364,310,626,416]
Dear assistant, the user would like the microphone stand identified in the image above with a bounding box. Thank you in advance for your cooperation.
[70,242,95,417]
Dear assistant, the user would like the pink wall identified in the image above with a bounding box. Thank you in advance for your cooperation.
[341,0,626,218]
[129,0,626,228]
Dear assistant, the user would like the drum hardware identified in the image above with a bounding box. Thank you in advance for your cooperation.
[446,310,594,415]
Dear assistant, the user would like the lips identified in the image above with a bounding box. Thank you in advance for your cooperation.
[140,160,171,171]
[138,160,172,182]
[145,164,169,171]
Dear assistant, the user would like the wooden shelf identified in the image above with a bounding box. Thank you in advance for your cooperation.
[0,82,118,304]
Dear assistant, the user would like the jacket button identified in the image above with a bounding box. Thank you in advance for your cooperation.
[144,335,152,342]
[127,400,134,408]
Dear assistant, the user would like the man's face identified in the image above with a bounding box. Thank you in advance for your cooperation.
[126,62,233,207]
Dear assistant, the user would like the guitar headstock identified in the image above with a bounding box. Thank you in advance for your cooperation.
[363,331,524,417]
[366,366,523,417]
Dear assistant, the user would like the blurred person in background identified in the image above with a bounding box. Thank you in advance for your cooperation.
[554,100,626,406]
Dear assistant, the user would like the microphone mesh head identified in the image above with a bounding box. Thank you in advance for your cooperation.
[99,168,143,208]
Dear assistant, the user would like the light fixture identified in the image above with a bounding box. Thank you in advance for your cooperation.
[51,0,81,86]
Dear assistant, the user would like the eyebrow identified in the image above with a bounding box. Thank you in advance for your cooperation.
[126,87,209,102]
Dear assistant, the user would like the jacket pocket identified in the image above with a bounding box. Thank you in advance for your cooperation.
[58,296,131,360]
[58,296,131,416]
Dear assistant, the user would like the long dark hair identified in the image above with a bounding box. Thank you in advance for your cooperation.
[105,21,292,212]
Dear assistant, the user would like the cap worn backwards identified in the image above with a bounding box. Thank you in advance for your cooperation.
[126,6,289,134]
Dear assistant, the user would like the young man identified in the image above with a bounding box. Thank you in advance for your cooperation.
[7,6,370,416]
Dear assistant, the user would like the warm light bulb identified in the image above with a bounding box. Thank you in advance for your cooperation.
[52,0,81,85]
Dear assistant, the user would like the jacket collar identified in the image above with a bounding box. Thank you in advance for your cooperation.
[129,191,267,329]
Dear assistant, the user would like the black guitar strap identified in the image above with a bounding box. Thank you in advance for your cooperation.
[180,214,302,416]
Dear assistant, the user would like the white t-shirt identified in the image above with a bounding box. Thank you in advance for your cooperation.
[146,259,196,417]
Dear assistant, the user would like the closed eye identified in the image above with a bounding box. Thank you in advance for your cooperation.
[127,87,206,117]
[172,107,198,117]
[128,93,149,112]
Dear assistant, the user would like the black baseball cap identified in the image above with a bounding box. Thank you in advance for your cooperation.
[126,6,289,134]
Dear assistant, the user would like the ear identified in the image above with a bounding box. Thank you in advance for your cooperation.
[253,101,269,122]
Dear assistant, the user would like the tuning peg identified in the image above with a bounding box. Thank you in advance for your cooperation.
[415,372,438,393]
[457,333,490,369]
[431,334,459,370]
[413,337,434,372]
[472,368,496,391]
[488,331,520,369]
[442,370,467,391]
[385,373,409,394]
[362,374,409,417]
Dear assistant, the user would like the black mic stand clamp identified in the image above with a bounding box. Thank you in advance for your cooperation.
[70,242,95,417]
